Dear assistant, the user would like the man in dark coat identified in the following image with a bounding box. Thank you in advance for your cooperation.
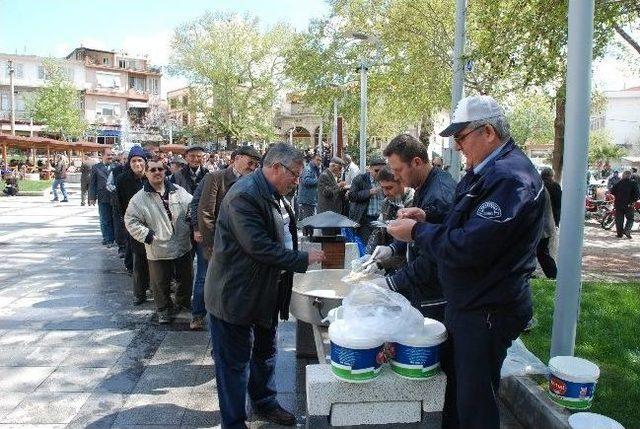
[348,156,387,242]
[116,146,150,305]
[611,170,640,239]
[80,154,95,206]
[317,157,346,214]
[170,145,209,194]
[89,147,116,246]
[204,143,325,429]
[188,145,261,330]
[541,167,562,227]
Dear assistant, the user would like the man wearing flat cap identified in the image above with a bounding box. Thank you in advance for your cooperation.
[387,95,544,429]
[348,156,387,242]
[171,145,209,195]
[317,156,347,214]
[188,145,262,330]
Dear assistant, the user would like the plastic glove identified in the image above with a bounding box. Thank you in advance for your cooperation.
[368,276,390,289]
[371,245,393,263]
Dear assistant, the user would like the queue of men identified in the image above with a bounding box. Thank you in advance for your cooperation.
[82,95,551,429]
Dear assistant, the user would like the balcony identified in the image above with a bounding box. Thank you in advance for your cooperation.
[85,84,149,101]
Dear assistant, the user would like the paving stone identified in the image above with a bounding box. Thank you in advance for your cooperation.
[133,364,203,394]
[36,330,94,347]
[36,367,110,392]
[89,329,136,348]
[6,346,73,367]
[0,330,46,347]
[0,392,28,420]
[60,345,125,368]
[65,393,128,428]
[0,367,55,392]
[2,392,90,424]
[113,393,190,426]
[180,392,221,428]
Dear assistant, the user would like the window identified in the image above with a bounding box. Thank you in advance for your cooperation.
[96,102,121,117]
[102,57,109,65]
[119,59,126,68]
[150,78,159,95]
[38,66,45,79]
[96,72,121,88]
[129,76,146,92]
[182,95,188,106]
[15,64,23,79]
[0,93,8,111]
[169,98,177,109]
[15,94,25,111]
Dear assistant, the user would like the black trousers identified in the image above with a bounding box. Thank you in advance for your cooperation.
[615,205,634,237]
[440,306,531,429]
[536,237,557,279]
[147,251,193,312]
[132,251,149,300]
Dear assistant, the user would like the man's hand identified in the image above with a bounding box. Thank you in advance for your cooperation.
[338,181,347,189]
[371,245,393,263]
[88,199,96,206]
[370,186,381,196]
[397,207,426,222]
[386,218,417,242]
[308,249,326,265]
[193,230,203,243]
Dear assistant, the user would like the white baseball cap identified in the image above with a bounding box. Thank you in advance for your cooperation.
[439,95,505,137]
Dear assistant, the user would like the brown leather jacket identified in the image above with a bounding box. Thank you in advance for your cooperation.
[197,167,239,258]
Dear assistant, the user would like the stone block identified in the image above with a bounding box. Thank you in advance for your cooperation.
[306,364,446,426]
[331,401,422,426]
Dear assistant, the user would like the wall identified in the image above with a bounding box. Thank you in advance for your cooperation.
[605,90,640,148]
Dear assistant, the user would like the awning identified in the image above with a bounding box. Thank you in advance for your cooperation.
[127,101,149,109]
[622,156,640,165]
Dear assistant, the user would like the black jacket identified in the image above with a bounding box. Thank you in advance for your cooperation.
[116,167,147,254]
[611,178,640,209]
[348,172,374,223]
[204,169,309,328]
[543,178,562,227]
[88,162,112,203]
[171,164,208,195]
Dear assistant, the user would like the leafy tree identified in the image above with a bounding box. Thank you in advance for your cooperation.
[588,129,626,165]
[28,58,87,140]
[169,12,293,145]
[504,92,555,148]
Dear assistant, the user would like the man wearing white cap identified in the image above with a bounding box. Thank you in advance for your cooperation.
[387,95,545,429]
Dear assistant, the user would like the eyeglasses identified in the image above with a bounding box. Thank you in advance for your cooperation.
[148,167,165,173]
[280,163,300,180]
[453,124,486,144]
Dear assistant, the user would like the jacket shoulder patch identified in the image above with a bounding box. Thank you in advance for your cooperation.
[476,201,502,220]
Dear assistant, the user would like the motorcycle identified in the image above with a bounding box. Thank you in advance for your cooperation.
[600,200,640,230]
[585,194,612,222]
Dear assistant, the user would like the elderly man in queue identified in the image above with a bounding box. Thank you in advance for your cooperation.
[348,157,387,242]
[370,134,456,321]
[115,146,150,305]
[317,156,347,214]
[204,143,325,429]
[387,95,544,429]
[297,153,323,220]
[89,147,116,246]
[187,145,262,330]
[125,159,194,324]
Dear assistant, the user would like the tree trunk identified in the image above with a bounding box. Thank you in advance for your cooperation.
[552,94,566,182]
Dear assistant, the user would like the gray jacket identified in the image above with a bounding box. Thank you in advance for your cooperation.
[317,169,345,214]
[124,180,193,261]
[88,162,112,203]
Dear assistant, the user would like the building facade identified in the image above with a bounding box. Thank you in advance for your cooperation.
[601,87,640,151]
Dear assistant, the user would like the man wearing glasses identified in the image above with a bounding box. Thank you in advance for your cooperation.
[125,159,194,325]
[188,145,262,330]
[387,95,544,429]
[348,156,387,242]
[205,143,325,429]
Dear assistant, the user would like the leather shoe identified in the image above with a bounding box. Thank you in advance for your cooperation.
[255,405,296,426]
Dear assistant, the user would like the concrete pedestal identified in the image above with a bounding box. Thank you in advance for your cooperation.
[306,364,446,428]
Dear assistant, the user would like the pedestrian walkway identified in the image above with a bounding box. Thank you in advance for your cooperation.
[0,191,526,428]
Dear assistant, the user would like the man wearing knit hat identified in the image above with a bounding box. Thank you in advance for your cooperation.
[115,145,150,305]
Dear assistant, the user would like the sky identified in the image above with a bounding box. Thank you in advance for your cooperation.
[1,0,638,97]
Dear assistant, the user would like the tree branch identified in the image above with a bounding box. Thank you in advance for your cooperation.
[613,22,640,55]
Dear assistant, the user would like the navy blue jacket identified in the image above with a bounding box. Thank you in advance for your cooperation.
[297,162,320,205]
[387,167,456,307]
[411,140,544,312]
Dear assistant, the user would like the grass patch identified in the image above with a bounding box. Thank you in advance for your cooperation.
[522,279,640,428]
[1,179,52,193]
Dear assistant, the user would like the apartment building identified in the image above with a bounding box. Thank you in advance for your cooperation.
[167,87,194,127]
[600,86,640,150]
[0,53,85,134]
[67,47,162,145]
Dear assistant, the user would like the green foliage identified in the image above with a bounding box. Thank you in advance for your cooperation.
[504,92,554,147]
[523,279,640,429]
[169,12,293,143]
[589,129,626,165]
[28,59,87,140]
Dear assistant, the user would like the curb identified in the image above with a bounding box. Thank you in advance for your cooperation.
[500,376,571,429]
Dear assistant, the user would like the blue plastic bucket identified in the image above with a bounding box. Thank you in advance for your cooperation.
[389,318,447,379]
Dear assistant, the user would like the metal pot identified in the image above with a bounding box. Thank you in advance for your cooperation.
[290,269,355,326]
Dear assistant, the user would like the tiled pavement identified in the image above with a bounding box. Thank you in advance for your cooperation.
[4,187,620,428]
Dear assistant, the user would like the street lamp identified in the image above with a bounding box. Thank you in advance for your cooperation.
[344,31,383,171]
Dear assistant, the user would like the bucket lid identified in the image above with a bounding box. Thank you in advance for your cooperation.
[329,319,384,349]
[569,412,624,429]
[549,356,600,382]
[397,318,447,346]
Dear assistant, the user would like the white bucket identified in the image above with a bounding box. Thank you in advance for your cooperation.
[569,412,624,429]
[389,318,447,379]
[329,319,385,383]
[548,356,600,410]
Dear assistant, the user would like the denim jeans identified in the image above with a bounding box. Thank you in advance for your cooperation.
[51,179,68,200]
[208,314,278,429]
[97,202,115,243]
[191,243,208,318]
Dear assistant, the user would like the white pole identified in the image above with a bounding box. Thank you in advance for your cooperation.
[449,0,467,181]
[9,60,16,136]
[550,0,596,358]
[359,61,368,171]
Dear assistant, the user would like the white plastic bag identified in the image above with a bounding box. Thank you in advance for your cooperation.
[341,254,384,283]
[500,338,548,378]
[338,283,425,343]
